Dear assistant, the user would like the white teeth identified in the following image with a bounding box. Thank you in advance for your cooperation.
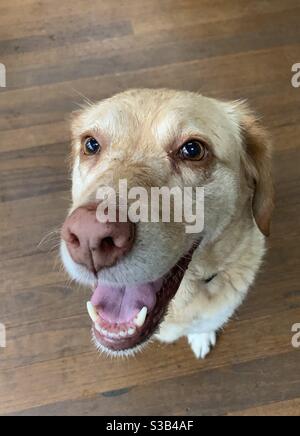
[86,302,99,323]
[95,324,102,333]
[127,327,136,336]
[95,326,136,338]
[95,324,109,336]
[93,313,141,338]
[134,306,148,328]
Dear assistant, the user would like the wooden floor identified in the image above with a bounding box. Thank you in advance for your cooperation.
[0,0,300,416]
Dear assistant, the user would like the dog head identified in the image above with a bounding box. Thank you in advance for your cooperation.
[60,89,273,356]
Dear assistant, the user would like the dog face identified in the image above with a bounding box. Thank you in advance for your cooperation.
[61,89,273,356]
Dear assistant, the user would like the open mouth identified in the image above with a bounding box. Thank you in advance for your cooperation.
[87,243,198,354]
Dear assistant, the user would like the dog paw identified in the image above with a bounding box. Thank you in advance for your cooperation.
[188,332,217,359]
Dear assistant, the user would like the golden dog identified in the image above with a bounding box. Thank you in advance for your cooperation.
[61,89,274,359]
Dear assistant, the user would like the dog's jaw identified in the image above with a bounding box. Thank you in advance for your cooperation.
[88,242,199,354]
[91,329,152,358]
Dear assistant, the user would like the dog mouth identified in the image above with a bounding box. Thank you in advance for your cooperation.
[87,244,198,354]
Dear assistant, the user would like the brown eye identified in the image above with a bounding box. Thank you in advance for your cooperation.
[83,137,101,155]
[180,140,207,161]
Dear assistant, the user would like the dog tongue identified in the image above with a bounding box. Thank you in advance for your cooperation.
[91,279,163,324]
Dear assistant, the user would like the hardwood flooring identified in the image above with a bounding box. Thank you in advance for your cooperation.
[0,0,299,416]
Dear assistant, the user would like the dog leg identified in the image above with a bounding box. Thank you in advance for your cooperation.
[188,331,217,359]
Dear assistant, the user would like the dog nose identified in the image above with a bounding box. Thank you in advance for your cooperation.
[61,204,135,273]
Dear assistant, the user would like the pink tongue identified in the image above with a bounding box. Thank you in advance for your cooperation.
[91,279,163,324]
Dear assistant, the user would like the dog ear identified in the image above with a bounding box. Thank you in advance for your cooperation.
[240,111,274,237]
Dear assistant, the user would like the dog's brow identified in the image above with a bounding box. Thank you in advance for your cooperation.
[152,111,181,144]
[153,112,204,149]
[82,106,127,139]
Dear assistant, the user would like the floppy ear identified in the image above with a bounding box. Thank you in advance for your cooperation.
[240,112,274,237]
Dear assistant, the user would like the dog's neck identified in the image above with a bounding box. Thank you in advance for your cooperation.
[190,198,265,282]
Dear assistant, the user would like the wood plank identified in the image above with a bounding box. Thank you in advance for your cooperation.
[1,44,300,132]
[6,352,300,416]
[0,122,69,153]
[1,0,297,40]
[132,0,300,34]
[0,192,69,260]
[4,19,300,91]
[1,7,298,70]
[0,307,298,414]
[228,398,300,416]
[0,0,299,417]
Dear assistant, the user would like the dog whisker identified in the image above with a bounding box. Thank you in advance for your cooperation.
[70,87,95,107]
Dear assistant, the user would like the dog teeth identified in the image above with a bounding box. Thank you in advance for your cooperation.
[95,324,102,334]
[134,306,148,328]
[127,327,136,336]
[107,331,118,338]
[95,325,136,339]
[86,302,99,323]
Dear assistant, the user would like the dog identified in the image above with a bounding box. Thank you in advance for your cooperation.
[60,88,274,359]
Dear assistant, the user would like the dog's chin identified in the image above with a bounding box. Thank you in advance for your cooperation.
[89,244,198,356]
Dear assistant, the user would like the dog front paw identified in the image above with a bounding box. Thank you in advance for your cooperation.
[188,331,217,359]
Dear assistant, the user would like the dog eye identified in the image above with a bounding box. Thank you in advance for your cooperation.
[83,137,101,155]
[180,140,207,161]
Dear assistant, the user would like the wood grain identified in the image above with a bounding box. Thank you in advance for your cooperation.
[0,0,299,416]
[8,352,300,416]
